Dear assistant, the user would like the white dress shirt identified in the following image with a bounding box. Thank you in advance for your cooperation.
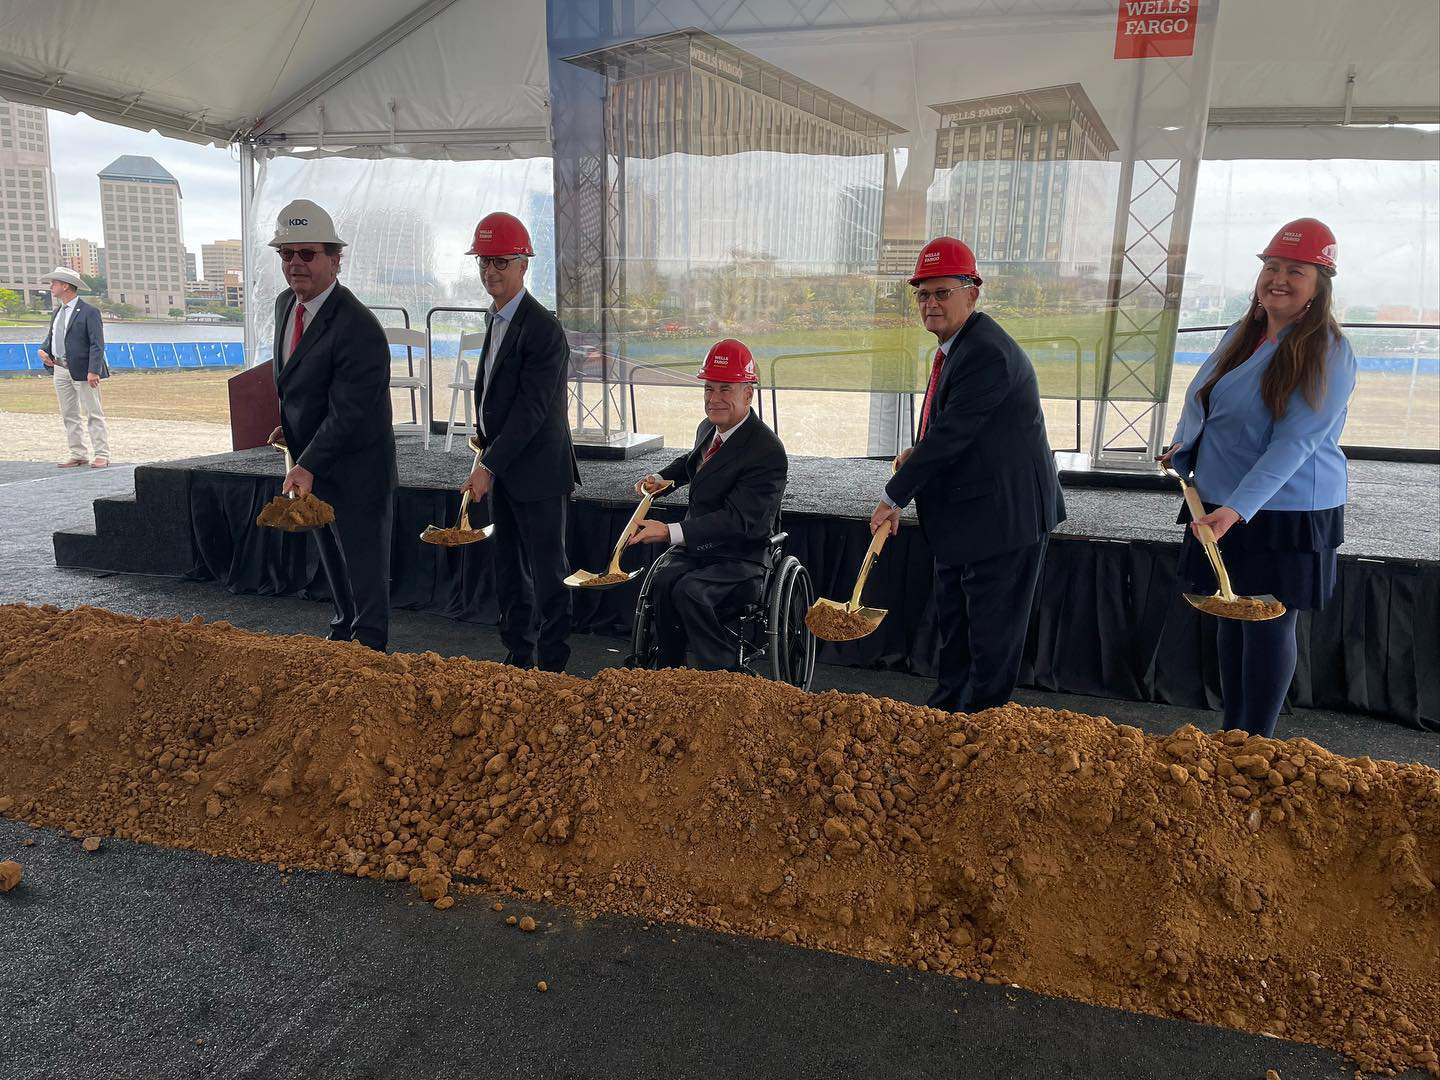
[479,287,527,438]
[281,279,338,366]
[52,297,77,361]
[669,411,748,546]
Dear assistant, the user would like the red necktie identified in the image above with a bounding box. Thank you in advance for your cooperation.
[917,347,945,440]
[701,434,723,465]
[289,303,306,359]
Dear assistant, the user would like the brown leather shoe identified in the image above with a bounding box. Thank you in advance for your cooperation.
[90,457,110,469]
[58,458,88,468]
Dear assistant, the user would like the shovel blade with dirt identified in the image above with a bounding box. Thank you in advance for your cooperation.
[421,435,493,547]
[1163,466,1285,622]
[806,525,889,641]
[256,435,333,533]
[564,480,673,590]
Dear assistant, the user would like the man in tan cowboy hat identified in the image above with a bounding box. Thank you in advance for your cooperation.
[39,266,110,467]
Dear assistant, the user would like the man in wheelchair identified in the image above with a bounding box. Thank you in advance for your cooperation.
[625,339,788,671]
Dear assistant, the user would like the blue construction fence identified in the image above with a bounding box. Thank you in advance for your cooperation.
[0,341,246,374]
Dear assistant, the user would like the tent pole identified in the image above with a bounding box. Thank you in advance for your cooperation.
[239,141,257,366]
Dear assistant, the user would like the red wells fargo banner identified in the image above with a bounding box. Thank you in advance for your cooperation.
[1114,0,1198,59]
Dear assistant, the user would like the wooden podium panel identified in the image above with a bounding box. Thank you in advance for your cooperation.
[227,364,281,451]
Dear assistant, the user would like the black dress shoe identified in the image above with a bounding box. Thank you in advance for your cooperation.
[502,651,535,669]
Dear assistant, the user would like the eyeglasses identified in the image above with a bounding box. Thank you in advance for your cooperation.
[277,247,324,263]
[913,284,974,304]
[476,256,517,271]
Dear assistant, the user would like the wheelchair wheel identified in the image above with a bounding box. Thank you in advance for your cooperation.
[767,555,816,690]
[626,548,675,669]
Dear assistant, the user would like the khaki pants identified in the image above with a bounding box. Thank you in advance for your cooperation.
[52,365,110,460]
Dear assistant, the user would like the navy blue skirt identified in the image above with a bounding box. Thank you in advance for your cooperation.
[1177,501,1342,611]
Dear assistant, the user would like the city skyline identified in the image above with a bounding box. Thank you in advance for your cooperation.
[11,105,1437,316]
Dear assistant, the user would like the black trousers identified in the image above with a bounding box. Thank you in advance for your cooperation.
[931,535,1047,713]
[313,488,393,652]
[489,480,571,672]
[649,551,763,671]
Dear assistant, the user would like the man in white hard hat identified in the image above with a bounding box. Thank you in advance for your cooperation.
[266,198,398,651]
[38,266,110,467]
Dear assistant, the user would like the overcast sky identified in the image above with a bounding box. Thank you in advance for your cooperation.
[47,110,241,254]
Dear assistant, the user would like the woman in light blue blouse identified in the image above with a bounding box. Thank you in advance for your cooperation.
[1161,218,1357,737]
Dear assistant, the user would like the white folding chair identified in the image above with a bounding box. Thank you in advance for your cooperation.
[444,330,487,451]
[383,325,430,449]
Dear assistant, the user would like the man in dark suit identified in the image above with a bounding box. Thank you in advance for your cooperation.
[38,266,110,468]
[871,237,1065,713]
[627,339,787,671]
[459,212,580,673]
[266,198,397,652]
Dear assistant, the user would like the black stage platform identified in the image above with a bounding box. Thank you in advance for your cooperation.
[53,438,1440,730]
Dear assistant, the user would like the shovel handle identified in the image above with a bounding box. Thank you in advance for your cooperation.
[847,526,889,609]
[1177,476,1237,601]
[607,481,673,574]
[282,447,298,500]
[455,442,484,529]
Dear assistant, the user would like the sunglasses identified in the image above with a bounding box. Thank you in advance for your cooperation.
[475,256,518,271]
[277,247,325,263]
[913,284,975,304]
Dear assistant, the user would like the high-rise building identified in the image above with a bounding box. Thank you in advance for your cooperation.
[563,30,901,284]
[184,251,197,283]
[98,155,187,315]
[61,237,101,278]
[0,100,61,305]
[202,238,242,283]
[926,85,1117,271]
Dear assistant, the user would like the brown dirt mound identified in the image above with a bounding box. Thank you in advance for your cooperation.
[805,604,881,641]
[0,603,1436,1075]
[420,526,488,547]
[578,572,632,587]
[255,493,334,530]
[1189,595,1287,621]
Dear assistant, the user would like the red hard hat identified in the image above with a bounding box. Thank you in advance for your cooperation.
[466,212,534,257]
[909,236,982,287]
[698,339,757,383]
[1258,218,1337,276]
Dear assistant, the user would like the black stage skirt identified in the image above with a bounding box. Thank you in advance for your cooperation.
[1177,501,1343,611]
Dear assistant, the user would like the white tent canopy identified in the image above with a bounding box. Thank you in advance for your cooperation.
[0,0,1434,159]
[0,0,550,156]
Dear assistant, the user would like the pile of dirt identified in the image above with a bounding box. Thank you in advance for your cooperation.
[255,492,334,531]
[1189,595,1287,621]
[805,604,881,642]
[0,603,1435,1076]
[420,526,488,547]
[580,572,632,587]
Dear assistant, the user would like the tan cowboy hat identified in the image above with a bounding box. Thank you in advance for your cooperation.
[44,266,86,291]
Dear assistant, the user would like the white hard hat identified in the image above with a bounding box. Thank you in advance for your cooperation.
[268,199,346,248]
[44,266,85,291]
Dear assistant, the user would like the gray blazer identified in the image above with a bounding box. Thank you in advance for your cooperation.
[41,299,107,380]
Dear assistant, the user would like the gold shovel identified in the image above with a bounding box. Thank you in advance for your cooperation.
[1164,466,1285,622]
[805,525,890,641]
[257,435,333,532]
[564,480,674,589]
[421,435,493,546]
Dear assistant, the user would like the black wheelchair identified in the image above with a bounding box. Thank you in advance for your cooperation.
[626,532,817,690]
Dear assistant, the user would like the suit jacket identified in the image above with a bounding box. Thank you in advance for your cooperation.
[42,298,107,380]
[271,283,398,501]
[885,311,1065,565]
[658,409,787,566]
[473,290,580,502]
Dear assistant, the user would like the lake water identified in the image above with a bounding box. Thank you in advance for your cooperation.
[0,322,243,345]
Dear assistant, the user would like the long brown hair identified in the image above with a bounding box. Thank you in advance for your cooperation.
[1197,270,1342,418]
